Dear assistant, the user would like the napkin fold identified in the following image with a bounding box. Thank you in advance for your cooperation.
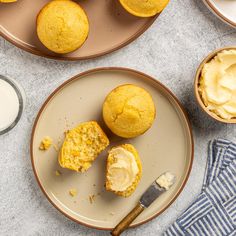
[164,139,236,236]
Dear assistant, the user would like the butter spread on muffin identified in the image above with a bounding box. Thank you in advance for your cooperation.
[36,0,89,54]
[119,0,169,17]
[106,144,142,197]
[199,50,236,119]
[59,121,109,172]
[103,84,156,138]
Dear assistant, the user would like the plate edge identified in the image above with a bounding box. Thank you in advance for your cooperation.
[203,0,236,28]
[30,67,194,230]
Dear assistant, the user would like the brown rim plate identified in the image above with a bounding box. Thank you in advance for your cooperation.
[203,0,236,28]
[0,0,158,60]
[30,67,194,230]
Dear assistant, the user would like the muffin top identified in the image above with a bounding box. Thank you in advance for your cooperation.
[37,0,89,54]
[103,84,156,138]
[119,0,169,17]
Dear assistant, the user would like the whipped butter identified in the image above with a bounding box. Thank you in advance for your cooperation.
[156,172,175,190]
[199,49,236,119]
[107,147,139,192]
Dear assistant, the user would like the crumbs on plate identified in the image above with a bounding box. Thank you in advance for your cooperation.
[53,144,59,152]
[69,189,77,197]
[39,136,52,150]
[55,170,61,176]
[89,194,95,204]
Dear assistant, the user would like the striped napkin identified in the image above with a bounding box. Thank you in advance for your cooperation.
[164,139,236,236]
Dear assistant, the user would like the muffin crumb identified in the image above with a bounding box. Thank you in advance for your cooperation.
[69,189,77,197]
[89,194,95,204]
[55,170,61,176]
[39,136,52,150]
[53,144,59,152]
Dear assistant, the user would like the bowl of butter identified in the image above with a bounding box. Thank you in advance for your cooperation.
[195,47,236,123]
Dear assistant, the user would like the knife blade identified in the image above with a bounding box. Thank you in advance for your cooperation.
[140,172,176,208]
[111,172,175,236]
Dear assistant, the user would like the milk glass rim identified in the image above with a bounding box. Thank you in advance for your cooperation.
[0,75,24,135]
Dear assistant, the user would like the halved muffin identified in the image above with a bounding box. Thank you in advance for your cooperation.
[119,0,169,17]
[106,144,142,197]
[59,121,109,172]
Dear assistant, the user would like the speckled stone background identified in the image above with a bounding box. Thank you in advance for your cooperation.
[0,0,236,235]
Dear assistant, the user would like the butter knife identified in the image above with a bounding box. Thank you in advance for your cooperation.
[111,172,175,236]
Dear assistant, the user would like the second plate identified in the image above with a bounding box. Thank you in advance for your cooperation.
[0,0,158,60]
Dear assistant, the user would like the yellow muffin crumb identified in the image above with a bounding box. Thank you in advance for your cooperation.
[53,144,59,152]
[39,136,53,150]
[106,144,142,197]
[69,189,77,197]
[37,0,89,54]
[89,194,95,204]
[59,121,109,172]
[55,170,61,176]
[103,84,156,138]
[119,0,169,17]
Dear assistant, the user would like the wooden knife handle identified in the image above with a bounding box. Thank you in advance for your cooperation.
[111,203,145,236]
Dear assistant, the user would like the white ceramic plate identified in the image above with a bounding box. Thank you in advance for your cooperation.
[203,0,236,27]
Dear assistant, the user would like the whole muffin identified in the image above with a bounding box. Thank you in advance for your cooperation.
[103,84,156,138]
[119,0,169,17]
[36,0,89,54]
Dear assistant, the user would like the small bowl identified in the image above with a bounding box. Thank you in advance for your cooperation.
[194,46,236,124]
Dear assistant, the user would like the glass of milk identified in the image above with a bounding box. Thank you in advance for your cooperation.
[0,75,25,135]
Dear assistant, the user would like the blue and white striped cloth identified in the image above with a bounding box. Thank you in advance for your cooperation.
[164,139,236,236]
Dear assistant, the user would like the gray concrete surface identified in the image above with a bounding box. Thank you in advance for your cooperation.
[1,0,236,235]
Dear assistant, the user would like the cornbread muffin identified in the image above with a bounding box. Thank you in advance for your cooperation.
[106,144,142,197]
[59,121,109,172]
[119,0,169,17]
[37,0,89,54]
[103,84,156,138]
[0,0,17,2]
